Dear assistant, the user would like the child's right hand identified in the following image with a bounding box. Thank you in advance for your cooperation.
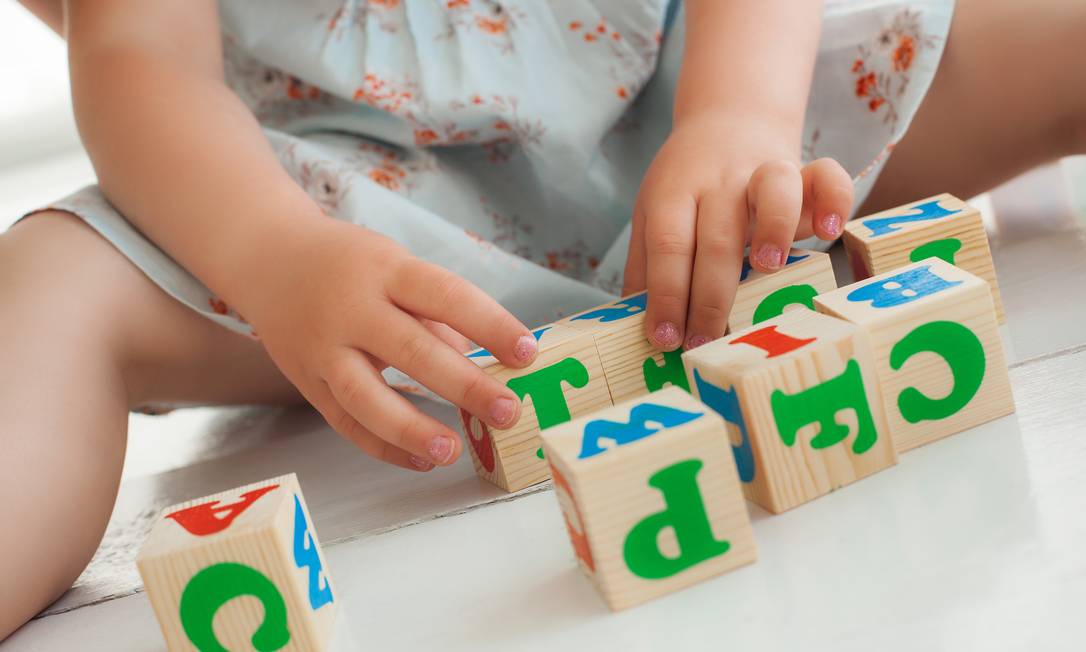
[242,219,538,471]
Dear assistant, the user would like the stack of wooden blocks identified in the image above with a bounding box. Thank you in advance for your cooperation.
[135,194,1017,647]
[471,193,1015,610]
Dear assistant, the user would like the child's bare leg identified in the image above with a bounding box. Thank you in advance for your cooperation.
[861,0,1086,212]
[0,211,298,638]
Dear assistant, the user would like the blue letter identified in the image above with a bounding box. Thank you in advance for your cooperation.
[692,369,754,482]
[571,293,647,324]
[861,199,961,238]
[293,495,333,610]
[579,402,703,459]
[846,265,961,309]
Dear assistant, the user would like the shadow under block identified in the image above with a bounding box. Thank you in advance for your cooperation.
[136,473,336,652]
[842,193,1005,322]
[539,386,757,611]
[460,323,613,492]
[558,292,690,404]
[682,309,897,514]
[727,248,838,333]
[814,257,1015,453]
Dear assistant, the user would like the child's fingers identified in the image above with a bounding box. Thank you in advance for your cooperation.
[801,158,853,240]
[747,160,803,274]
[323,351,465,467]
[684,187,746,349]
[421,318,474,353]
[388,261,537,368]
[370,310,522,431]
[621,209,647,295]
[642,193,697,351]
[304,378,433,471]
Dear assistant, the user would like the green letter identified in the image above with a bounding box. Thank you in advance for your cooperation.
[770,359,879,454]
[180,562,290,652]
[623,460,731,579]
[909,238,962,265]
[752,284,818,325]
[890,320,985,422]
[507,357,589,430]
[642,349,689,393]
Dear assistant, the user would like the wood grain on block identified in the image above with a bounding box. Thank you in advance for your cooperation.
[136,473,336,651]
[814,257,1015,453]
[539,386,756,611]
[682,310,897,514]
[461,324,612,492]
[842,193,1005,322]
[727,248,837,334]
[559,292,691,404]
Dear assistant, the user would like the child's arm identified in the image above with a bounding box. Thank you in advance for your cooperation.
[624,0,855,350]
[60,0,536,469]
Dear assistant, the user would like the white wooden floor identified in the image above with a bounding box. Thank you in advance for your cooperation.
[2,160,1084,651]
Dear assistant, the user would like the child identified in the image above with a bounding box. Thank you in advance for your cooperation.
[2,0,1083,638]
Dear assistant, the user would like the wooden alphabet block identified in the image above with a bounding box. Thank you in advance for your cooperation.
[682,309,897,514]
[539,386,757,611]
[461,324,613,492]
[842,193,1005,322]
[727,248,838,333]
[137,474,336,652]
[558,292,690,404]
[814,257,1015,452]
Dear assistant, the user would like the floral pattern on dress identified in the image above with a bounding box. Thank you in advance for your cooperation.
[848,9,943,131]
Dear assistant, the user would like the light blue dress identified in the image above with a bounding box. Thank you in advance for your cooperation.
[38,0,953,393]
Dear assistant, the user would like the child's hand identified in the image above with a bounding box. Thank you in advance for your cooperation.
[245,220,537,471]
[623,114,854,350]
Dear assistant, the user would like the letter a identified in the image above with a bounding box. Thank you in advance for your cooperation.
[166,485,279,536]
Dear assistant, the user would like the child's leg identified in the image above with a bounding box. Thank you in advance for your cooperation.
[861,0,1086,212]
[0,211,299,638]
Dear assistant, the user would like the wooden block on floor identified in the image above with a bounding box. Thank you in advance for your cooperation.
[842,193,1005,322]
[558,292,690,404]
[727,248,838,333]
[682,309,897,514]
[814,257,1015,452]
[539,386,757,611]
[137,473,336,652]
[460,323,613,492]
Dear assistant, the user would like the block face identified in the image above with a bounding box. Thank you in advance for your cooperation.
[541,387,757,611]
[727,249,838,333]
[137,474,336,652]
[683,310,897,514]
[559,292,690,404]
[814,258,1015,452]
[842,193,1004,321]
[461,323,612,492]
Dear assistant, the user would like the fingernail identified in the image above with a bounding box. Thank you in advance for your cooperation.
[686,335,711,350]
[409,455,434,471]
[514,334,537,363]
[490,396,517,427]
[428,436,455,465]
[653,321,680,348]
[819,213,843,237]
[755,244,784,270]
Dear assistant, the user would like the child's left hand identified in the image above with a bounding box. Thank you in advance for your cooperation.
[622,113,854,351]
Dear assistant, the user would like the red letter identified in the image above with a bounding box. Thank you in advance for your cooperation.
[459,409,495,472]
[730,325,815,358]
[166,485,279,536]
[551,465,594,572]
